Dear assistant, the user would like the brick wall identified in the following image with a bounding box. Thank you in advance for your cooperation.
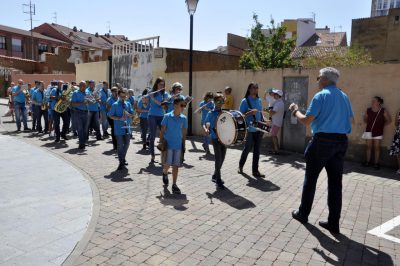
[0,55,35,73]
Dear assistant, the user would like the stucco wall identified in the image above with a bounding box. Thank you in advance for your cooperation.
[160,64,400,166]
[75,61,109,83]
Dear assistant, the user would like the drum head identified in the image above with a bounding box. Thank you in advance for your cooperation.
[216,112,237,146]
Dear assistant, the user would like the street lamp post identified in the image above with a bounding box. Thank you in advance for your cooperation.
[185,0,198,136]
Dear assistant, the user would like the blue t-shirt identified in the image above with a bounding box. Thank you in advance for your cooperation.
[204,109,221,140]
[99,88,111,111]
[161,111,188,150]
[306,85,354,134]
[50,87,62,110]
[137,98,150,119]
[86,87,100,112]
[166,94,186,113]
[30,87,37,97]
[106,96,118,109]
[239,96,263,133]
[12,85,26,104]
[71,90,88,111]
[148,91,168,117]
[32,89,44,105]
[107,99,134,136]
[199,100,215,125]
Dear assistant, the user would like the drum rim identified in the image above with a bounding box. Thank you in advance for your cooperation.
[216,110,247,146]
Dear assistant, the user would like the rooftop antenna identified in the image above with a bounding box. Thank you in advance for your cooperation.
[23,0,36,60]
[334,25,343,32]
[52,12,57,24]
[107,21,111,34]
[311,12,316,23]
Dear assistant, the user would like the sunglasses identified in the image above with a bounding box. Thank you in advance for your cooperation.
[317,76,321,81]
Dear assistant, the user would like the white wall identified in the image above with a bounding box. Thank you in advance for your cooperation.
[296,20,316,47]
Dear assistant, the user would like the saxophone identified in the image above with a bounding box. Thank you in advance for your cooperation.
[54,86,75,113]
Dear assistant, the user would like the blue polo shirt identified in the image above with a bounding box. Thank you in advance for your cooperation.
[71,90,88,111]
[99,88,111,111]
[50,87,62,110]
[12,86,26,104]
[239,96,263,133]
[161,111,188,150]
[85,87,100,112]
[199,100,215,125]
[148,91,168,117]
[137,98,150,119]
[32,89,44,105]
[306,85,354,134]
[107,99,134,136]
[106,96,118,109]
[204,109,222,140]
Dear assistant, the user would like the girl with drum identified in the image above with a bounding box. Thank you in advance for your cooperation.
[204,92,226,189]
[238,82,265,178]
[147,77,169,162]
[199,92,214,154]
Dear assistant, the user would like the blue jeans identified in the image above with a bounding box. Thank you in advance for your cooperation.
[116,134,131,163]
[299,133,348,227]
[33,105,48,132]
[239,131,262,172]
[75,110,88,145]
[86,111,101,139]
[140,117,148,144]
[148,115,163,156]
[100,109,109,135]
[14,102,28,130]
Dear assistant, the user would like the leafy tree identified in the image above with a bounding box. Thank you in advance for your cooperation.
[239,14,296,70]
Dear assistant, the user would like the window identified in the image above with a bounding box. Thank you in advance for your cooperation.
[0,36,6,49]
[396,0,400,7]
[38,43,48,54]
[11,38,22,52]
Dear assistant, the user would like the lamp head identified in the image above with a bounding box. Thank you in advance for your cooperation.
[185,0,199,15]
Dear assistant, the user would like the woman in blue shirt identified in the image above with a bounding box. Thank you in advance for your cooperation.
[238,82,265,178]
[108,89,135,170]
[147,77,169,162]
[198,92,214,154]
[137,89,150,150]
[106,87,119,150]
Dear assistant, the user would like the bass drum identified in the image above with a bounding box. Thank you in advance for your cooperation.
[216,110,247,146]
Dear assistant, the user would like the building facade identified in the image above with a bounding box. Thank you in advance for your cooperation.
[352,8,400,62]
[371,0,400,17]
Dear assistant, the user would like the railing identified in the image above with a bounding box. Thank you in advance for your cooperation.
[112,36,160,56]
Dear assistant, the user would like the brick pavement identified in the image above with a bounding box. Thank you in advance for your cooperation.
[1,104,400,265]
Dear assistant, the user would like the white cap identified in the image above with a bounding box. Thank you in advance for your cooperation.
[272,89,283,97]
[172,82,183,88]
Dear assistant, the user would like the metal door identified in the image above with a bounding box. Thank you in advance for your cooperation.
[282,77,309,153]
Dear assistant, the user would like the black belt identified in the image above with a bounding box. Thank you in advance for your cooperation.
[74,109,88,113]
[314,132,347,140]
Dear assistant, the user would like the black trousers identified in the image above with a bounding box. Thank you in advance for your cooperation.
[107,117,117,149]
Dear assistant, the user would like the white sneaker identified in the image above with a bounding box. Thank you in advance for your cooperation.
[396,169,400,175]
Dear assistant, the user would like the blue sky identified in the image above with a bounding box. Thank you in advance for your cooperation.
[1,0,371,51]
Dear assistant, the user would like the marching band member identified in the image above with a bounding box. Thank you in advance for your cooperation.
[106,87,119,150]
[85,80,103,141]
[204,93,226,189]
[108,89,135,170]
[71,81,89,149]
[265,89,285,155]
[222,86,234,110]
[51,81,69,142]
[166,82,184,113]
[238,82,265,178]
[11,79,30,131]
[99,81,111,138]
[137,89,150,150]
[198,92,214,154]
[147,77,169,162]
[46,81,56,137]
[30,81,40,131]
[31,81,49,133]
[159,97,188,194]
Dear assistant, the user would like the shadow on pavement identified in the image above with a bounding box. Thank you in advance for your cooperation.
[41,141,68,149]
[206,188,256,210]
[262,153,306,170]
[156,186,189,211]
[64,147,87,155]
[103,149,116,156]
[138,162,163,176]
[240,172,280,192]
[104,168,133,182]
[198,152,214,161]
[136,148,150,155]
[304,223,394,266]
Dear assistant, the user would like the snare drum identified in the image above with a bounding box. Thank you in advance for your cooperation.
[216,110,247,146]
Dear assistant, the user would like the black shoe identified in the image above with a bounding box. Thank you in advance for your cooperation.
[172,184,181,194]
[142,144,146,150]
[253,171,265,178]
[17,129,21,132]
[292,210,308,224]
[24,127,31,131]
[238,166,243,174]
[216,181,225,189]
[61,135,69,140]
[78,144,85,150]
[319,221,340,234]
[44,130,48,134]
[117,163,124,170]
[73,132,78,137]
[123,160,128,166]
[151,155,155,163]
[32,127,36,131]
[373,164,380,170]
[97,137,103,141]
[211,175,217,183]
[54,138,60,143]
[362,162,370,167]
[162,173,169,185]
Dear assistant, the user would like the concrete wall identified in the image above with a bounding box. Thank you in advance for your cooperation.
[160,64,400,166]
[75,61,109,84]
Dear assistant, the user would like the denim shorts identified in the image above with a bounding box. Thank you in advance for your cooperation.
[166,149,182,167]
[48,109,53,120]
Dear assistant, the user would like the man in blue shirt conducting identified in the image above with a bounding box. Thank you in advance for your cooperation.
[290,67,354,234]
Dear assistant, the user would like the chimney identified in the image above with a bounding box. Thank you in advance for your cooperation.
[95,32,99,37]
[73,26,77,32]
